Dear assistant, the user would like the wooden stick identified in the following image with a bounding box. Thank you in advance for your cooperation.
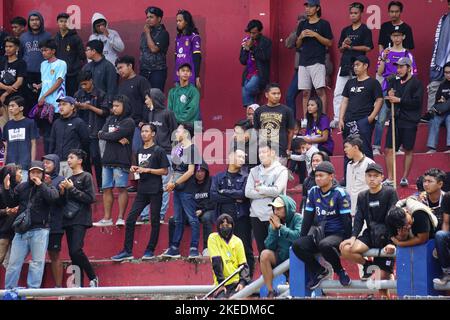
[391,101,397,190]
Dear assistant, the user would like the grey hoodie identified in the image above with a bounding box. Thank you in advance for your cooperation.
[89,13,125,65]
[143,88,178,154]
[19,11,52,73]
[245,160,288,221]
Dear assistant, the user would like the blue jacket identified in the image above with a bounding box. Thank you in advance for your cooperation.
[210,168,250,219]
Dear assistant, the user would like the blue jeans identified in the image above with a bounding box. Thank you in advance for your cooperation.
[427,113,450,149]
[140,155,172,220]
[373,102,390,148]
[132,127,143,154]
[140,69,167,92]
[242,75,261,107]
[172,191,199,249]
[286,71,300,119]
[5,228,49,289]
[435,230,450,269]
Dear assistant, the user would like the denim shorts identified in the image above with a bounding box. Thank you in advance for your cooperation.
[102,166,129,189]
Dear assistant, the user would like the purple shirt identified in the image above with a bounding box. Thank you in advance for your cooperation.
[377,49,417,91]
[175,33,201,84]
[242,36,258,79]
[306,114,334,155]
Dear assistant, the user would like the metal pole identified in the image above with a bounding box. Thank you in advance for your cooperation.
[230,259,289,299]
[202,265,244,299]
[319,280,397,290]
[0,285,215,298]
[391,101,397,189]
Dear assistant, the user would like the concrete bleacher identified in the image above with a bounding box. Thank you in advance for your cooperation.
[0,123,448,291]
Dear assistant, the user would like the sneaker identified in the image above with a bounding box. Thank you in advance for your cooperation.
[396,150,405,155]
[288,170,295,181]
[89,277,99,288]
[127,186,137,192]
[202,248,209,257]
[188,247,200,258]
[433,272,450,286]
[444,149,450,154]
[330,120,339,129]
[372,148,381,156]
[111,250,134,262]
[266,289,279,298]
[301,118,307,128]
[141,250,155,260]
[420,112,433,123]
[161,247,180,258]
[135,217,149,225]
[115,218,125,226]
[382,179,394,187]
[308,267,332,290]
[360,263,373,281]
[93,219,113,227]
[426,149,437,154]
[400,177,409,187]
[337,269,352,287]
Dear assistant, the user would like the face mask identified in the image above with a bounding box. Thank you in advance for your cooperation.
[219,226,233,240]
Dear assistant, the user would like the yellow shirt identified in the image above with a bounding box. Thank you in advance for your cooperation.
[208,233,247,286]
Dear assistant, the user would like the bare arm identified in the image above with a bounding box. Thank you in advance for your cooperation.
[40,78,64,101]
[31,139,36,161]
[443,214,449,232]
[144,30,160,53]
[368,97,384,123]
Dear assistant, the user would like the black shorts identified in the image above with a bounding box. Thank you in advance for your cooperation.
[385,126,417,151]
[48,233,63,252]
[357,229,395,274]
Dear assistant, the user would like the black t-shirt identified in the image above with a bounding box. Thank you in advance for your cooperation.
[443,192,450,218]
[435,80,450,104]
[0,56,27,97]
[378,21,415,50]
[338,24,373,75]
[136,144,170,194]
[296,19,333,66]
[253,104,296,157]
[387,77,423,128]
[411,211,433,238]
[367,187,398,223]
[171,143,202,193]
[118,75,151,125]
[342,77,383,122]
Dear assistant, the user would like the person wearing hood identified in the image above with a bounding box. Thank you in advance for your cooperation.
[245,142,288,257]
[138,88,177,223]
[55,12,86,96]
[3,160,59,289]
[0,165,21,266]
[89,13,125,66]
[20,11,51,112]
[261,195,302,298]
[193,161,215,256]
[74,70,110,191]
[207,214,251,298]
[111,123,169,262]
[292,161,353,290]
[140,6,170,91]
[95,95,134,227]
[49,96,90,178]
[82,39,118,106]
[42,154,65,288]
[211,148,255,277]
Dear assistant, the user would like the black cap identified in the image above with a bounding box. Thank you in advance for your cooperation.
[315,161,335,174]
[145,6,164,18]
[365,163,384,175]
[29,161,45,172]
[352,55,370,67]
[57,12,70,21]
[390,24,407,35]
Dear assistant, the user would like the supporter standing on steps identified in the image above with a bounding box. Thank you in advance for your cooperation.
[89,13,124,66]
[111,123,169,262]
[60,149,98,287]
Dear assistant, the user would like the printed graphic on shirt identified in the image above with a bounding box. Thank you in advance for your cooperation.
[138,153,151,166]
[259,112,282,138]
[8,128,26,141]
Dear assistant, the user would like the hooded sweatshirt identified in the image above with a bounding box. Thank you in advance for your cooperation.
[193,162,215,213]
[55,29,86,76]
[19,11,52,73]
[168,83,200,125]
[264,195,302,262]
[42,154,65,234]
[89,13,125,65]
[98,99,135,168]
[3,161,59,231]
[245,160,288,221]
[143,88,178,154]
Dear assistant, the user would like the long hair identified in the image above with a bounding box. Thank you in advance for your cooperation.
[0,164,21,190]
[306,97,324,131]
[176,9,199,35]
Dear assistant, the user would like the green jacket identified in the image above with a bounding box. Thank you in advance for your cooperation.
[168,83,200,124]
[264,194,302,262]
